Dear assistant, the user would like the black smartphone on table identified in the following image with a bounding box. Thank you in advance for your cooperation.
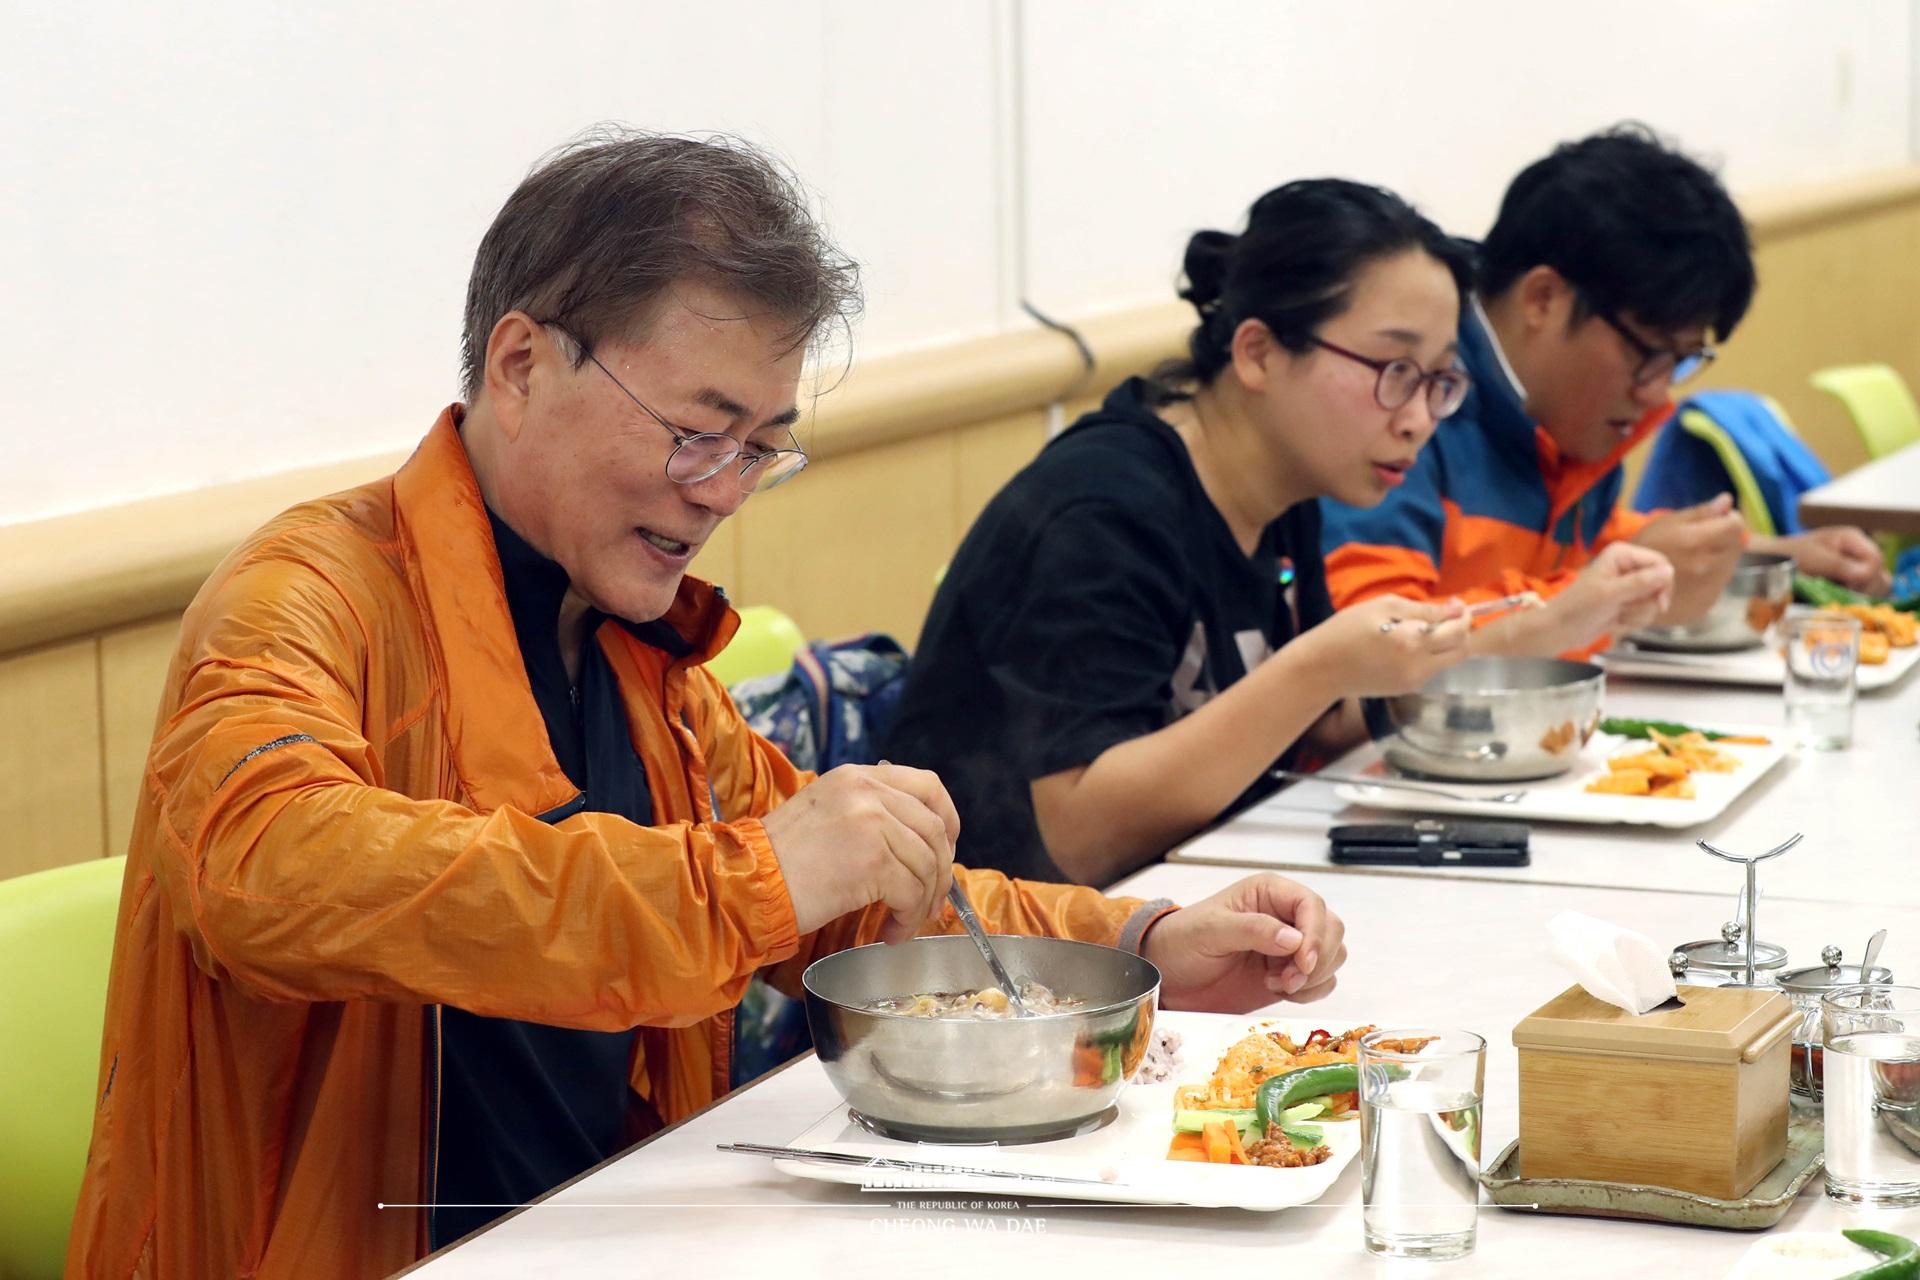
[1328,819,1530,867]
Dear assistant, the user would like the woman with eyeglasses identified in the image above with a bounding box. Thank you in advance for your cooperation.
[883,178,1485,889]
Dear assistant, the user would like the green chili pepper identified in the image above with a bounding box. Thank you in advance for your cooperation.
[1795,572,1864,607]
[1837,1229,1920,1280]
[1600,717,1741,742]
[1795,573,1920,616]
[1253,1063,1358,1132]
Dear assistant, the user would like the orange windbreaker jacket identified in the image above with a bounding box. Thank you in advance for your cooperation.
[66,409,1171,1279]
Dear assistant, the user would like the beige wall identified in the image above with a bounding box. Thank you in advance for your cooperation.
[3,171,1917,881]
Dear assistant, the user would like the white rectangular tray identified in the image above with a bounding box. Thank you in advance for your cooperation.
[1599,638,1919,691]
[1329,725,1787,828]
[773,1012,1359,1211]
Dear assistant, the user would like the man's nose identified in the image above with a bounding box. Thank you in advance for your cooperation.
[680,465,752,517]
[1630,371,1673,410]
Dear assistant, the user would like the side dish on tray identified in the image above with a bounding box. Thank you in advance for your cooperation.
[1164,1025,1430,1168]
[1585,727,1747,800]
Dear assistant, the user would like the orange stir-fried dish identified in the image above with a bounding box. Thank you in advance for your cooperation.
[1834,603,1917,664]
[1176,1025,1383,1113]
[1585,728,1739,800]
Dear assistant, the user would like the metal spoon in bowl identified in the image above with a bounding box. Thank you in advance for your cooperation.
[875,756,1032,1017]
[946,876,1032,1017]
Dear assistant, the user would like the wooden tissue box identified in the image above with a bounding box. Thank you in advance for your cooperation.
[1513,983,1796,1199]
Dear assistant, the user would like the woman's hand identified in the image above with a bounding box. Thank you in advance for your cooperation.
[1299,594,1470,698]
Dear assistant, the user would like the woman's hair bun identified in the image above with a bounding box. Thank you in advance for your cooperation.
[1178,228,1238,312]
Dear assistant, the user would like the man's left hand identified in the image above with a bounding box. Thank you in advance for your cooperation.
[1139,873,1347,1013]
[1761,527,1892,597]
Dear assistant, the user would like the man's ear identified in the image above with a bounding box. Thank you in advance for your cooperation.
[483,311,545,441]
[1514,264,1571,335]
[1227,316,1280,392]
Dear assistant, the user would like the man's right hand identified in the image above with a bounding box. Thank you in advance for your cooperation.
[1547,541,1676,648]
[1630,493,1747,622]
[761,763,960,945]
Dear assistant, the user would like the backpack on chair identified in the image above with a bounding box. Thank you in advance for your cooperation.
[730,634,911,774]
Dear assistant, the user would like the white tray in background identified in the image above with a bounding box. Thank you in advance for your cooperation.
[1329,724,1788,829]
[1598,638,1919,691]
[774,1012,1358,1211]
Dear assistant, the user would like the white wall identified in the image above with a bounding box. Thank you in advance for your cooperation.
[1020,0,1916,314]
[1,0,1912,526]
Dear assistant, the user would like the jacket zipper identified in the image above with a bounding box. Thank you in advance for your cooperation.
[426,1005,443,1249]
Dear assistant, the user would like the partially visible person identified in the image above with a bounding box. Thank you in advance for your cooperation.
[887,180,1479,888]
[1323,124,1887,660]
[66,130,1347,1280]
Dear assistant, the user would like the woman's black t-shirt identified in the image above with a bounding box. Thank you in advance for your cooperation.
[884,377,1336,886]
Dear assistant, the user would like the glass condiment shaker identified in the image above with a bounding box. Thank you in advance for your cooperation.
[1777,944,1895,1103]
[1670,920,1789,987]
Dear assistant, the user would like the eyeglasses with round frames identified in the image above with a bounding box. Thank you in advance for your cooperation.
[538,320,809,492]
[1594,309,1717,388]
[1308,337,1472,419]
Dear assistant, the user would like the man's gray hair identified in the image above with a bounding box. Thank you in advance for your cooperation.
[460,127,861,398]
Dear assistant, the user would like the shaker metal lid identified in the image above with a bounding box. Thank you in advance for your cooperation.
[1776,963,1893,992]
[1673,936,1788,974]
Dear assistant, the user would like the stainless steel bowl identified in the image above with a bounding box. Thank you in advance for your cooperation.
[1384,656,1605,782]
[1629,551,1795,652]
[801,935,1159,1142]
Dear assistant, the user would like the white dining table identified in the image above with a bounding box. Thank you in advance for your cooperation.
[1170,664,1920,906]
[1799,441,1920,536]
[405,863,1920,1279]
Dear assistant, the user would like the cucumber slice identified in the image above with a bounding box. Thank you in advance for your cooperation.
[1172,1108,1257,1135]
[1279,1123,1325,1147]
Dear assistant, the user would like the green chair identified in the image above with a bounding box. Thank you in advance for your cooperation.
[0,856,125,1279]
[1810,364,1920,460]
[706,604,807,687]
[1674,407,1778,537]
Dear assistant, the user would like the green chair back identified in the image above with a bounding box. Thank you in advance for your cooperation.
[1810,364,1920,460]
[707,604,807,687]
[0,856,125,1280]
[1675,408,1778,538]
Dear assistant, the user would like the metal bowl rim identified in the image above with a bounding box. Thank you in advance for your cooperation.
[1399,658,1604,701]
[800,935,1162,1022]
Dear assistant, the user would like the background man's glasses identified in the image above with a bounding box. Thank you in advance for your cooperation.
[1310,337,1472,419]
[1595,309,1717,388]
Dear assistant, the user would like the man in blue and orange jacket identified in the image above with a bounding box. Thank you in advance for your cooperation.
[1323,125,1888,658]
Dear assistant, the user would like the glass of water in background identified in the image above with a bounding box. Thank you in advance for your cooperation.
[1359,1028,1486,1260]
[1823,984,1920,1208]
[1783,607,1860,750]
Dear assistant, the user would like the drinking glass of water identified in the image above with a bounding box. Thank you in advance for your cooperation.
[1783,607,1860,750]
[1822,984,1920,1208]
[1359,1028,1485,1260]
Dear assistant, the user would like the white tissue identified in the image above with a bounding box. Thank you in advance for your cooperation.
[1547,910,1678,1015]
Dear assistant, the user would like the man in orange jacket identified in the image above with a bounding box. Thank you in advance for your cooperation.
[65,131,1348,1279]
[1322,125,1888,657]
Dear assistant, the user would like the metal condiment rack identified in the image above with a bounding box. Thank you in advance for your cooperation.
[1695,833,1803,986]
